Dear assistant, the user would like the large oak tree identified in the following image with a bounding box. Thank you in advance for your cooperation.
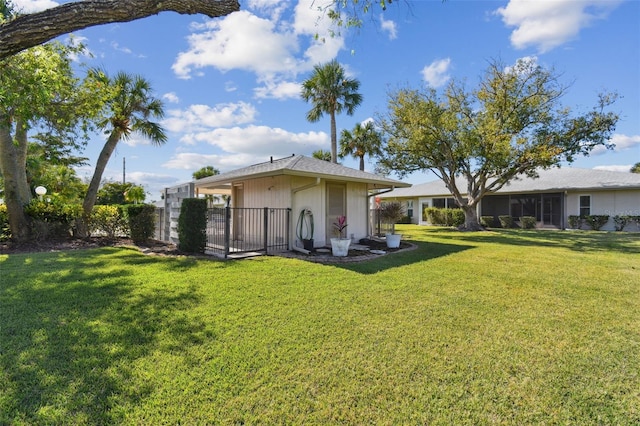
[378,58,619,230]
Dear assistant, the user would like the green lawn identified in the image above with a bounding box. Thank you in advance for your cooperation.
[1,226,639,424]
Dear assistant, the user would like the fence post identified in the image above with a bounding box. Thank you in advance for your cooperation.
[224,205,231,258]
[286,208,291,250]
[263,207,269,253]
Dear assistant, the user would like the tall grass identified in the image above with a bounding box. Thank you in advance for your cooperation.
[1,227,639,424]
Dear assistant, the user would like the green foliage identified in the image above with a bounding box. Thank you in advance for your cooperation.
[89,205,127,239]
[339,121,382,170]
[631,162,640,174]
[0,204,9,241]
[613,215,630,232]
[312,149,332,162]
[424,207,464,227]
[498,215,514,228]
[480,215,495,228]
[378,58,618,230]
[192,165,220,180]
[584,215,610,231]
[568,215,583,230]
[123,204,156,244]
[301,60,362,163]
[97,182,145,205]
[520,216,537,229]
[178,198,207,253]
[24,198,82,239]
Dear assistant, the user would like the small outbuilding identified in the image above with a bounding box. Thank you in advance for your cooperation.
[186,154,410,256]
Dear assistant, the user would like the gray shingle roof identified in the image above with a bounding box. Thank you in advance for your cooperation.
[380,167,640,198]
[195,155,411,189]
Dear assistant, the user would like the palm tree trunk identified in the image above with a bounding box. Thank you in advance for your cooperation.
[330,111,337,163]
[358,154,365,171]
[78,130,122,237]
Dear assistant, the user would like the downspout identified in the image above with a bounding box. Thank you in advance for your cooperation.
[291,177,321,250]
[367,186,396,238]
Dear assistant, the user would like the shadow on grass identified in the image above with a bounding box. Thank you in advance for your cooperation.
[0,249,209,424]
[429,228,640,254]
[335,240,475,275]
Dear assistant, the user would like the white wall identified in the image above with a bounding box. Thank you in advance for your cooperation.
[566,189,640,231]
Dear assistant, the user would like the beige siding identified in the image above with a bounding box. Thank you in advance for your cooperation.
[291,176,325,248]
[346,181,369,241]
[239,175,292,208]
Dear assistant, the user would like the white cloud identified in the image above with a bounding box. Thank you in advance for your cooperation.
[380,14,397,40]
[181,125,328,156]
[162,92,180,104]
[163,102,258,133]
[593,165,635,173]
[162,152,266,172]
[591,133,640,155]
[610,134,640,151]
[11,0,58,13]
[421,58,451,88]
[172,0,344,88]
[254,79,302,100]
[495,0,623,53]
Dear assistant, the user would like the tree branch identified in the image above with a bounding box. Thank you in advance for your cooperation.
[0,0,240,59]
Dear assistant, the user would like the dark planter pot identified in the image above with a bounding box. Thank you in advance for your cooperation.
[302,238,314,251]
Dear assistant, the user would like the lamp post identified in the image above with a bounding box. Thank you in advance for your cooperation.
[35,186,47,200]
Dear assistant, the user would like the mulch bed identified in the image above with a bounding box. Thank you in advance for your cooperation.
[0,237,180,256]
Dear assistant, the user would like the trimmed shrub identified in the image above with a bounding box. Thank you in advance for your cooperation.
[568,215,582,230]
[613,215,631,232]
[89,205,127,239]
[584,215,609,231]
[520,216,537,229]
[178,198,207,253]
[424,207,465,227]
[0,204,9,241]
[124,204,156,244]
[24,198,82,239]
[480,215,495,228]
[498,215,514,228]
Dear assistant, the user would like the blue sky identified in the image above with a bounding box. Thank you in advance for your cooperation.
[13,0,640,200]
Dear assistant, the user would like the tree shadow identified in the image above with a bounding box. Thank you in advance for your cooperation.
[430,228,640,254]
[0,249,209,424]
[334,241,474,275]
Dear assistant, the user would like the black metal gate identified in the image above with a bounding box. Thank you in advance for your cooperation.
[206,207,291,258]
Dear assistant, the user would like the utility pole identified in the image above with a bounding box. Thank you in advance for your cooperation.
[122,157,126,184]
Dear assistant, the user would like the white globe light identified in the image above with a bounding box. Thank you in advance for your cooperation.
[35,186,47,196]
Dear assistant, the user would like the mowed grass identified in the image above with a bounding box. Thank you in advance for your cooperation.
[1,226,639,425]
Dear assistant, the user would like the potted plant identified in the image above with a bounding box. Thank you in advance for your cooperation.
[379,201,405,248]
[330,215,350,256]
[296,208,314,251]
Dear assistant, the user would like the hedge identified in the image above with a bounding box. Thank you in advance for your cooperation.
[124,204,156,244]
[178,198,208,253]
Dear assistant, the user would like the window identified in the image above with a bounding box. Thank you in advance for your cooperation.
[432,198,459,209]
[579,195,591,217]
[407,200,414,218]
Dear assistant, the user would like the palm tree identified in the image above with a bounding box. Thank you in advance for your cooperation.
[339,121,382,171]
[631,162,640,174]
[80,71,166,236]
[301,60,362,163]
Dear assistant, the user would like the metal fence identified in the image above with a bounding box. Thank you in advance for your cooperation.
[370,208,392,237]
[206,207,291,258]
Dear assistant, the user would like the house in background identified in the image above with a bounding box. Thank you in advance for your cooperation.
[188,155,410,254]
[380,168,640,231]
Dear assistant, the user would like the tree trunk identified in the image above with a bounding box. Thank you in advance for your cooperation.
[358,154,365,171]
[460,204,483,231]
[330,111,337,163]
[0,0,240,59]
[0,122,32,242]
[78,131,122,237]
